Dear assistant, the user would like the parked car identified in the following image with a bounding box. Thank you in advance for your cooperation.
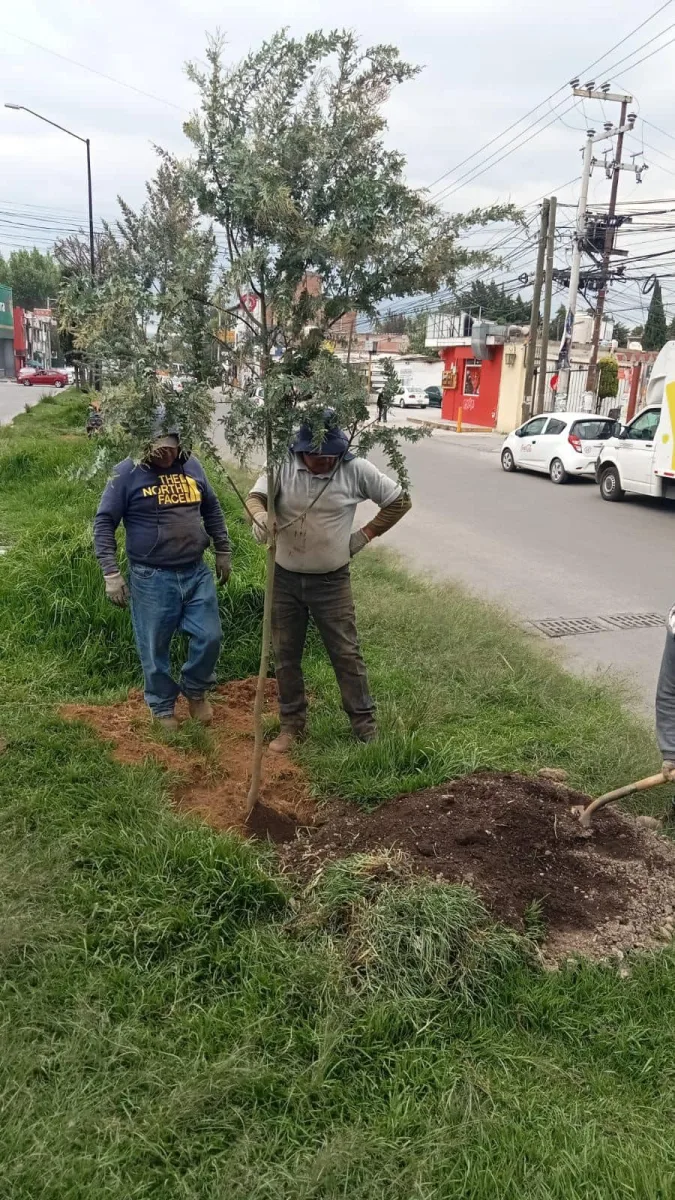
[501,411,618,484]
[18,366,69,388]
[425,385,442,407]
[395,387,429,409]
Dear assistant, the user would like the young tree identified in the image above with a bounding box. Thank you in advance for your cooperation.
[643,279,667,351]
[184,29,519,811]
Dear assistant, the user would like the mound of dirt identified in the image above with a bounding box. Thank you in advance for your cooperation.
[60,690,675,960]
[280,773,675,961]
[61,679,314,838]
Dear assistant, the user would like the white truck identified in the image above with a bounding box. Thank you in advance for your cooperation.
[597,341,675,502]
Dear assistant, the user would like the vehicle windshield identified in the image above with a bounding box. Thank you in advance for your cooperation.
[570,419,617,441]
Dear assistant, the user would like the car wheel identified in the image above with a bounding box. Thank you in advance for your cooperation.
[501,447,516,472]
[550,457,568,484]
[55,381,65,389]
[22,379,32,387]
[600,465,624,502]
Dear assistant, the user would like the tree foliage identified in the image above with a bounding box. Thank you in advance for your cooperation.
[643,279,667,351]
[184,28,518,470]
[58,154,218,455]
[0,247,61,308]
[452,279,531,325]
[597,355,619,401]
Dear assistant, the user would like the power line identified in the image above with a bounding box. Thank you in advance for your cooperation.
[4,31,185,112]
[424,0,675,199]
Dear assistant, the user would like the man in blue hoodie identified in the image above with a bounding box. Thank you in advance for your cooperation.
[94,430,231,732]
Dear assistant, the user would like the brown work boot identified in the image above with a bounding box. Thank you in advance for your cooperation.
[154,714,179,734]
[352,723,377,743]
[269,727,303,755]
[188,696,213,725]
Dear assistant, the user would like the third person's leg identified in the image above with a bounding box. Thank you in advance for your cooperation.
[308,566,376,740]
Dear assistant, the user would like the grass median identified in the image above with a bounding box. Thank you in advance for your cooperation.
[1,391,674,1198]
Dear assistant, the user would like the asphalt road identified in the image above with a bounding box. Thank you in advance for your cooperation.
[0,380,60,424]
[366,419,672,717]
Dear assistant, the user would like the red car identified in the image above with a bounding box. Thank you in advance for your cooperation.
[18,366,69,388]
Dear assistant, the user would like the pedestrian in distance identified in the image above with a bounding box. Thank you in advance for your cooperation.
[246,412,411,753]
[94,422,231,733]
[376,392,389,423]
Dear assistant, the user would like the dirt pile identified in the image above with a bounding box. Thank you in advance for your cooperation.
[281,772,675,960]
[60,692,675,959]
[62,679,314,835]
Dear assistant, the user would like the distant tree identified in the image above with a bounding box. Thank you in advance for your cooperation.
[376,311,409,335]
[406,313,427,354]
[0,248,60,308]
[597,355,619,401]
[612,320,629,348]
[630,325,644,341]
[643,280,667,351]
[549,304,567,343]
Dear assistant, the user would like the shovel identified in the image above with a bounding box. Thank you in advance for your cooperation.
[574,771,667,829]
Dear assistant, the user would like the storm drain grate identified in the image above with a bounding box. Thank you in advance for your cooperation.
[529,612,667,639]
[529,617,609,638]
[600,612,665,631]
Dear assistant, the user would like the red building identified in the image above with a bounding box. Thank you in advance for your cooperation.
[439,343,504,429]
[13,306,27,376]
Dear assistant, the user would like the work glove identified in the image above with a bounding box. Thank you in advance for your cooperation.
[662,760,675,780]
[215,552,232,585]
[251,511,268,545]
[349,529,370,558]
[104,571,129,608]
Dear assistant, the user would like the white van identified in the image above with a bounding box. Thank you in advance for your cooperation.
[597,341,675,502]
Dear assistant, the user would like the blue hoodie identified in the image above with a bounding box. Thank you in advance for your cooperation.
[93,455,230,574]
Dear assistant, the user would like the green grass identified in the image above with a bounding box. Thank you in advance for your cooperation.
[1,392,675,1198]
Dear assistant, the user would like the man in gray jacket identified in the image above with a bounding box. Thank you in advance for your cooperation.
[247,415,410,753]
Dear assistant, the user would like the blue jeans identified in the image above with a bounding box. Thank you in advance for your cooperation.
[129,561,222,717]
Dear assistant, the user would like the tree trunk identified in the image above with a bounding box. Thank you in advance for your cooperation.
[245,434,276,816]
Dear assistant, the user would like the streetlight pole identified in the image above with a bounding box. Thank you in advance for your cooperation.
[4,104,95,279]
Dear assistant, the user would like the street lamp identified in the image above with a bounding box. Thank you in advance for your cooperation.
[4,103,95,278]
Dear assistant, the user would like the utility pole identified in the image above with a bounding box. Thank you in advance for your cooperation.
[586,95,637,395]
[557,129,595,407]
[555,84,639,407]
[535,195,557,415]
[521,199,549,423]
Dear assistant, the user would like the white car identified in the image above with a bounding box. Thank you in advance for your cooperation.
[395,387,429,409]
[501,411,618,484]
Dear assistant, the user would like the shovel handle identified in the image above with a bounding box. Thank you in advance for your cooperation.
[578,772,666,828]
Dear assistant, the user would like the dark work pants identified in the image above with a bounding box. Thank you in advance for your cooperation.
[272,563,375,734]
[656,630,675,758]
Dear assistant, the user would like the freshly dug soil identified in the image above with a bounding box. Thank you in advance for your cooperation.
[280,772,675,961]
[61,679,313,837]
[61,691,675,960]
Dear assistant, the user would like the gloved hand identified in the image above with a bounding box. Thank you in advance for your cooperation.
[215,552,231,585]
[251,511,268,545]
[104,571,129,608]
[349,529,370,558]
[662,760,675,780]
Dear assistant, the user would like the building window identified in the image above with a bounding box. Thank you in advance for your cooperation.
[463,361,481,396]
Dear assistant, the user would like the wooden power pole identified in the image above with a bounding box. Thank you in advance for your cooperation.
[521,199,549,424]
[535,196,557,415]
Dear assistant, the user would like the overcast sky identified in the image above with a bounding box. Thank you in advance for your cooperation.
[3,0,675,323]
